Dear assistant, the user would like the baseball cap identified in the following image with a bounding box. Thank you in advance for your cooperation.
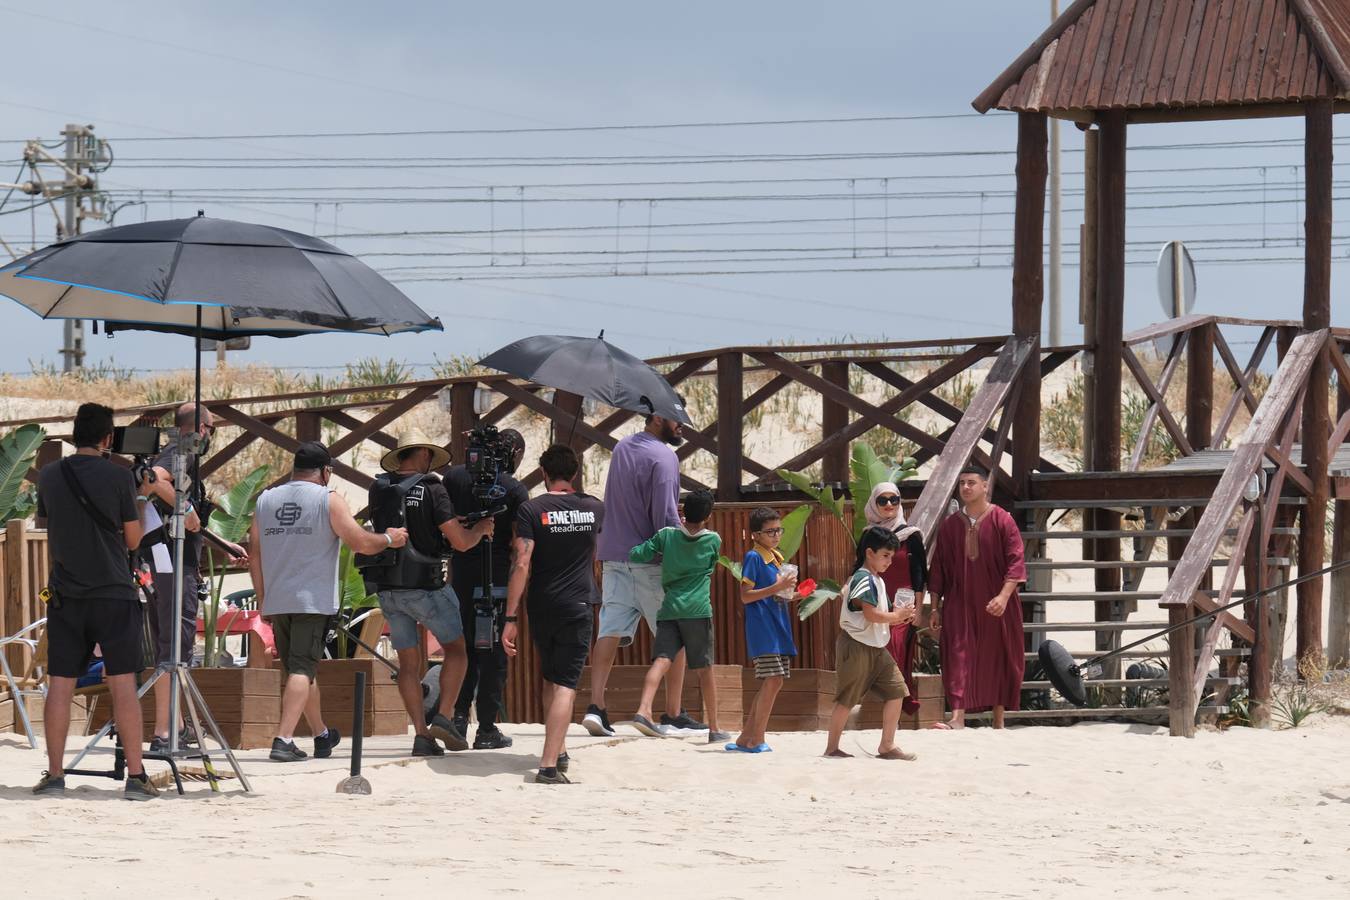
[295,441,332,469]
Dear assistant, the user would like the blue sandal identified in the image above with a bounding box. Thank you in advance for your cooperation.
[724,742,772,753]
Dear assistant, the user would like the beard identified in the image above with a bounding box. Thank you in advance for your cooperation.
[662,421,685,447]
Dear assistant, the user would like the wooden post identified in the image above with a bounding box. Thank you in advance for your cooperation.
[1331,377,1350,667]
[716,352,744,503]
[3,519,30,672]
[1247,499,1272,727]
[32,439,61,529]
[554,390,586,491]
[1080,127,1099,562]
[449,381,479,468]
[820,361,850,488]
[296,411,321,445]
[1186,321,1214,451]
[1167,601,1197,738]
[1011,111,1047,506]
[1298,99,1332,670]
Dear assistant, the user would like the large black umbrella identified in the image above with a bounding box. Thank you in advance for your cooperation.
[0,214,441,338]
[479,332,691,425]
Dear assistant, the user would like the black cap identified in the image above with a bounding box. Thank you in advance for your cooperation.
[295,441,332,470]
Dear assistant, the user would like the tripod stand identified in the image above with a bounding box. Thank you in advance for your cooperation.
[65,429,252,794]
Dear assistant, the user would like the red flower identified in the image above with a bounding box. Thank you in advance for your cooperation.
[796,578,817,597]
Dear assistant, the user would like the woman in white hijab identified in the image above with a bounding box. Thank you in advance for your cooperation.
[863,482,927,715]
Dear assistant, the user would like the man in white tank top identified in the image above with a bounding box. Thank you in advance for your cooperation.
[249,442,409,762]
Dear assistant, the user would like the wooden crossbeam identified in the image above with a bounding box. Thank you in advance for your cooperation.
[327,385,442,458]
[212,404,372,488]
[198,431,259,480]
[1124,333,1190,471]
[1160,330,1327,611]
[1192,614,1232,707]
[322,410,399,451]
[906,336,1037,543]
[1212,326,1273,444]
[1122,341,1194,468]
[1261,392,1307,550]
[1325,344,1350,453]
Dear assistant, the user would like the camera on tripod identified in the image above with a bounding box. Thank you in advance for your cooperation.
[112,424,161,486]
[463,425,514,650]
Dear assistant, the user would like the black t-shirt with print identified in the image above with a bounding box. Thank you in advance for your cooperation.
[515,492,604,621]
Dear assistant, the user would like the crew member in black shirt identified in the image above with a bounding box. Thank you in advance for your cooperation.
[32,402,157,800]
[441,428,528,749]
[503,444,604,785]
[367,443,495,757]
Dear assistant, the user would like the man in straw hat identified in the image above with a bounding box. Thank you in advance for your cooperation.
[365,441,496,757]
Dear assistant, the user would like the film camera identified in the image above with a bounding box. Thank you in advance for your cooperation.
[463,425,513,649]
[112,424,161,486]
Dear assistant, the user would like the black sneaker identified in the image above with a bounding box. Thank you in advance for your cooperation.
[314,728,342,759]
[582,704,615,737]
[662,710,708,734]
[124,772,159,801]
[452,714,470,738]
[556,752,570,773]
[412,734,445,757]
[428,714,469,751]
[148,734,170,755]
[32,771,65,795]
[269,738,308,762]
[473,727,514,750]
[535,769,572,785]
[148,727,197,755]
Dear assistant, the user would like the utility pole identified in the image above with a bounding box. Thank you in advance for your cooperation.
[1,125,111,370]
[1048,0,1062,346]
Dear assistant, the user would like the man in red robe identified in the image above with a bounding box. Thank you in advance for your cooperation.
[927,465,1026,729]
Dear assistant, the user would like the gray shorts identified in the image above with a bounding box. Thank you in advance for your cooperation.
[653,618,714,669]
[150,567,201,670]
[378,585,464,651]
[597,560,663,645]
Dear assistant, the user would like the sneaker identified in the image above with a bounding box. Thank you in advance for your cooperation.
[314,728,342,760]
[662,710,708,734]
[582,704,615,737]
[32,771,65,796]
[148,727,196,755]
[412,734,445,757]
[535,769,572,785]
[148,734,170,755]
[269,738,308,762]
[124,772,159,801]
[473,727,514,750]
[631,714,671,738]
[428,714,469,752]
[451,714,470,739]
[708,730,732,744]
[556,752,570,774]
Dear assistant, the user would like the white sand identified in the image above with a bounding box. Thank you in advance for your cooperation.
[2,718,1348,899]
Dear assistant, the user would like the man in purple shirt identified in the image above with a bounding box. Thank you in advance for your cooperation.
[582,412,705,737]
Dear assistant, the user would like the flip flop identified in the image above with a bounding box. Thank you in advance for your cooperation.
[877,748,918,761]
[929,722,953,730]
[824,749,854,759]
[725,743,773,753]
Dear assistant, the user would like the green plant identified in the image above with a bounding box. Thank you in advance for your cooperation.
[777,442,917,546]
[334,543,381,657]
[1042,373,1086,468]
[201,464,270,666]
[1271,653,1331,729]
[936,371,977,412]
[0,424,45,522]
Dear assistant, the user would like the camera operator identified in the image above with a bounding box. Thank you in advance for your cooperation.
[32,403,157,800]
[440,428,528,750]
[364,443,495,757]
[143,402,248,754]
[249,441,408,762]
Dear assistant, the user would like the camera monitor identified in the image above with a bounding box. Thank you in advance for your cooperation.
[112,425,162,457]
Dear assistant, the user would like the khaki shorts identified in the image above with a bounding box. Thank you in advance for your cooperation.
[270,613,330,681]
[835,633,908,708]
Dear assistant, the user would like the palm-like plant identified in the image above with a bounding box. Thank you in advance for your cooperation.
[333,543,381,657]
[0,424,46,523]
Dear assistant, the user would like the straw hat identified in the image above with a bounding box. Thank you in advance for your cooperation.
[380,442,452,474]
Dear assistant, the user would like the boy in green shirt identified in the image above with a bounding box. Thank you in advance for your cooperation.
[628,490,727,742]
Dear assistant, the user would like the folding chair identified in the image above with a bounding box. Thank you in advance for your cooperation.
[0,618,46,747]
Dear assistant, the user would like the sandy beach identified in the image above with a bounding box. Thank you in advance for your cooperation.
[1,717,1347,899]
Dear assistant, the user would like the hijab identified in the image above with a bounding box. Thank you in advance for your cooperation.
[864,481,919,543]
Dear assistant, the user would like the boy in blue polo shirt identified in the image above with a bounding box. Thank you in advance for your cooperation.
[728,507,798,753]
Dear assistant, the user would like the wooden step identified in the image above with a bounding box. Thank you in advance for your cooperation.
[1024,621,1170,631]
[1026,557,1292,570]
[1015,497,1305,510]
[1021,677,1241,690]
[1020,590,1219,602]
[1022,647,1249,660]
[963,706,1228,721]
[1021,527,1298,539]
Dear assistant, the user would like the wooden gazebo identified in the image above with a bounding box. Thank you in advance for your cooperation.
[974,0,1350,732]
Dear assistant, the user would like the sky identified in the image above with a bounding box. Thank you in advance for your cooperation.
[0,0,1336,375]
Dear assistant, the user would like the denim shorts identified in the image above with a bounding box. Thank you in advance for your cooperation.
[597,560,664,646]
[377,585,464,651]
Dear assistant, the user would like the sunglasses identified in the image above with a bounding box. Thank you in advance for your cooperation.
[876,495,902,506]
[756,527,785,536]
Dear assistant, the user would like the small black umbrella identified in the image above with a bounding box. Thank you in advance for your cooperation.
[479,332,692,425]
[0,214,441,338]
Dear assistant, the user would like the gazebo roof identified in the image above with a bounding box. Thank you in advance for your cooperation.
[973,0,1350,120]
